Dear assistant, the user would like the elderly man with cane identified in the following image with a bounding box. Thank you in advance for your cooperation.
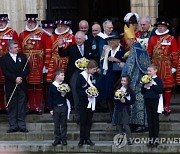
[0,40,29,133]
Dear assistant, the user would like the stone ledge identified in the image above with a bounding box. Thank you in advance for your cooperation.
[0,141,179,153]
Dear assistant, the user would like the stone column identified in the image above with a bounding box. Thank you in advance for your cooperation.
[130,0,158,24]
[0,0,47,34]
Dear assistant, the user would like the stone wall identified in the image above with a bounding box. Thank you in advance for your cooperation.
[0,0,158,34]
[130,0,158,24]
[0,0,46,34]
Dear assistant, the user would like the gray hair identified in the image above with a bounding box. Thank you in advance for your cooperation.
[7,40,18,50]
[102,20,112,29]
[141,16,152,24]
[75,31,86,40]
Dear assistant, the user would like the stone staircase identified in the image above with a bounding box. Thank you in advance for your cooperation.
[0,93,180,153]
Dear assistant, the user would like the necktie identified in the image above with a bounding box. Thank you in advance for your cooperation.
[79,45,84,56]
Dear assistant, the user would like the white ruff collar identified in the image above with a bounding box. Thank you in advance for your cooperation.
[155,29,169,36]
[42,28,52,36]
[55,27,70,35]
[52,81,62,87]
[0,24,8,31]
[25,24,39,32]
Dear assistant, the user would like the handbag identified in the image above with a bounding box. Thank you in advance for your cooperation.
[112,63,122,71]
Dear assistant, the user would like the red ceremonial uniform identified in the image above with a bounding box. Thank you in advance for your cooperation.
[46,29,75,82]
[147,34,178,87]
[176,36,180,84]
[19,26,44,113]
[0,27,18,111]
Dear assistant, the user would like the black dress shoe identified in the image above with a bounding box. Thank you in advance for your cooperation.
[7,129,18,133]
[52,139,61,146]
[78,140,84,146]
[85,139,95,146]
[62,140,67,145]
[133,126,145,132]
[19,128,29,133]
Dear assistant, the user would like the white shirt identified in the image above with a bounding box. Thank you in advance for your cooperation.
[9,52,17,62]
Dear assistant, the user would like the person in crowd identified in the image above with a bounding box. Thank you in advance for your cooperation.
[92,23,101,37]
[122,13,141,50]
[41,20,55,113]
[79,20,93,41]
[46,18,75,82]
[90,23,102,63]
[147,18,179,115]
[19,14,44,114]
[100,31,126,122]
[113,76,135,145]
[58,31,95,124]
[122,24,150,132]
[48,70,68,146]
[0,14,18,114]
[97,20,113,57]
[139,16,155,49]
[0,40,29,133]
[141,64,164,146]
[76,60,98,146]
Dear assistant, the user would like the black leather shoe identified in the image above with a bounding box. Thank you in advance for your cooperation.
[78,140,84,146]
[19,128,29,133]
[133,126,146,132]
[52,139,61,146]
[7,129,18,133]
[85,139,95,146]
[62,140,67,145]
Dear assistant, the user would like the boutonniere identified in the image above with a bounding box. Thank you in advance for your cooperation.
[18,57,21,62]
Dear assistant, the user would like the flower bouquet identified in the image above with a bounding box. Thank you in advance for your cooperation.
[57,83,71,93]
[75,57,89,70]
[140,75,152,84]
[85,86,99,97]
[114,89,127,100]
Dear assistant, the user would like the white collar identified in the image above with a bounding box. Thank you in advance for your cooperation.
[0,24,8,32]
[152,75,157,79]
[55,27,70,35]
[155,29,169,36]
[9,52,17,57]
[52,81,62,87]
[77,44,84,48]
[42,28,52,36]
[110,44,120,57]
[25,24,39,32]
[97,32,108,39]
[120,86,127,92]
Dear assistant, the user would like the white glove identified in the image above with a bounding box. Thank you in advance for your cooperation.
[43,66,48,73]
[171,68,176,74]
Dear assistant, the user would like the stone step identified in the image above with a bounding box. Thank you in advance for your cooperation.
[0,122,180,132]
[0,140,179,153]
[0,131,179,141]
[1,112,180,123]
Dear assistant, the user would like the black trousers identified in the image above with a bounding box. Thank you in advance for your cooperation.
[53,105,68,141]
[79,102,93,140]
[8,86,27,130]
[145,99,159,139]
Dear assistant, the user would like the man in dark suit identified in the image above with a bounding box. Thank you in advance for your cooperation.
[0,40,29,133]
[58,31,95,124]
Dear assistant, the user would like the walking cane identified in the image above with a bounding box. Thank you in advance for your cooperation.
[6,50,32,108]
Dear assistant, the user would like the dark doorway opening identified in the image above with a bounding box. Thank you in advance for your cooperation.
[46,0,130,33]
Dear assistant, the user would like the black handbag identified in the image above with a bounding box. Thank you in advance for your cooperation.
[112,63,122,71]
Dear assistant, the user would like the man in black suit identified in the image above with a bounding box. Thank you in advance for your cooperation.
[58,31,95,124]
[0,40,29,133]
